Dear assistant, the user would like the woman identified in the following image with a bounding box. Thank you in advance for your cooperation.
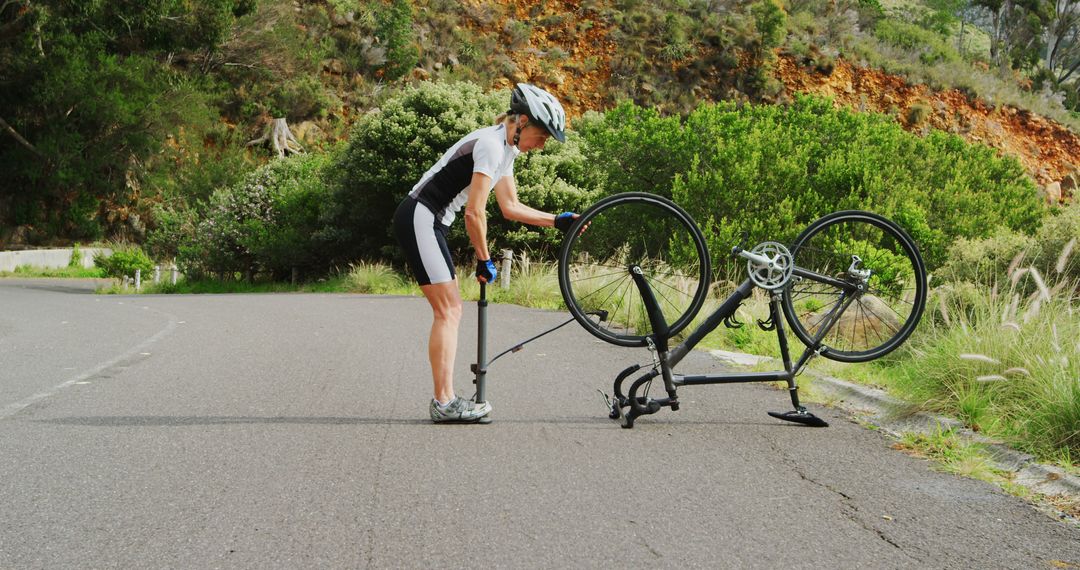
[393,83,578,423]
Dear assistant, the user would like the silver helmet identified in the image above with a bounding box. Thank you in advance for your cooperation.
[509,83,566,143]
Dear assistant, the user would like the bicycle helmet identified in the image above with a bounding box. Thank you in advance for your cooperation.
[509,83,566,143]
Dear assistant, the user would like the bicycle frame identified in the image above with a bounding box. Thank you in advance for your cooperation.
[613,262,859,428]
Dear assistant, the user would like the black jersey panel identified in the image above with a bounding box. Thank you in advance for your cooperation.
[413,140,476,214]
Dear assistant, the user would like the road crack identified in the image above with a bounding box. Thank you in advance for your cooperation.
[765,435,920,562]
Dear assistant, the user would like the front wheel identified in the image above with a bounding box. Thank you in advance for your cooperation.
[781,211,928,362]
[558,193,711,348]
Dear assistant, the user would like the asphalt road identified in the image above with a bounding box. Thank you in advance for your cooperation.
[1,278,1078,569]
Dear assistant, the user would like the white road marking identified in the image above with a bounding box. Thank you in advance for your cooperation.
[0,305,180,419]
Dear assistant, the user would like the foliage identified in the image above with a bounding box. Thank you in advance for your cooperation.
[874,19,961,66]
[176,151,336,278]
[0,1,253,242]
[579,96,1045,280]
[893,267,1080,459]
[375,0,420,79]
[937,199,1080,290]
[93,246,155,280]
[68,243,82,268]
[602,0,783,110]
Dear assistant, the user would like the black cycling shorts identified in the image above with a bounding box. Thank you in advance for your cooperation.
[394,197,455,286]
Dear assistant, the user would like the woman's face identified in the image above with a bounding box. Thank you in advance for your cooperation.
[515,120,551,152]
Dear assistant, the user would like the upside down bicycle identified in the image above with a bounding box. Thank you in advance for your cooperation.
[556,192,928,428]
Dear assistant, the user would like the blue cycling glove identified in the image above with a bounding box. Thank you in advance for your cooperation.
[554,212,577,234]
[476,259,498,283]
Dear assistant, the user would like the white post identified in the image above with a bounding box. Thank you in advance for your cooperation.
[501,249,513,290]
[170,264,178,285]
[154,265,161,284]
[123,276,130,290]
[135,269,141,292]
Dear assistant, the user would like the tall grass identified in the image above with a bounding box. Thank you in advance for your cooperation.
[890,259,1080,460]
[1,265,105,279]
[342,261,413,294]
[458,253,563,309]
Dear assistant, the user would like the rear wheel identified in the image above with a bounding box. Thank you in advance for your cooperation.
[558,193,711,348]
[781,211,927,362]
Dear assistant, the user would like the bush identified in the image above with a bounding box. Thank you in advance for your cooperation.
[94,246,154,280]
[68,243,83,268]
[938,200,1080,289]
[178,151,336,279]
[376,0,420,80]
[578,96,1045,281]
[874,20,959,66]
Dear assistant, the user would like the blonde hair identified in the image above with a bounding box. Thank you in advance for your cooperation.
[494,112,519,126]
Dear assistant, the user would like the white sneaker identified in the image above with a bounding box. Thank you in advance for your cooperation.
[429,396,492,423]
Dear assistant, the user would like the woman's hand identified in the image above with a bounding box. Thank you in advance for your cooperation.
[475,259,498,284]
[554,212,578,234]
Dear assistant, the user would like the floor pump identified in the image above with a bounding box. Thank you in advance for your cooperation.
[470,281,602,424]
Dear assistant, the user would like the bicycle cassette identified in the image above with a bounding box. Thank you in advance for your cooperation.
[746,241,794,290]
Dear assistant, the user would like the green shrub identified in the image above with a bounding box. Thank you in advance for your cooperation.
[269,76,333,119]
[94,246,155,280]
[179,151,336,279]
[874,19,959,66]
[578,95,1045,281]
[68,243,83,268]
[376,0,420,79]
[906,102,932,126]
[938,200,1080,288]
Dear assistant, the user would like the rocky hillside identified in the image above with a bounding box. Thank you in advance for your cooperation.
[775,55,1079,202]
[451,0,1078,202]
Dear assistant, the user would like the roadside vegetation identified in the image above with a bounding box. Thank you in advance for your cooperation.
[3,0,1077,247]
[0,266,104,279]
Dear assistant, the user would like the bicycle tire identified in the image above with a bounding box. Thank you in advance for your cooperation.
[558,193,711,348]
[781,210,927,362]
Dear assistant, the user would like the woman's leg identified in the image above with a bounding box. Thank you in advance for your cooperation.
[420,279,463,403]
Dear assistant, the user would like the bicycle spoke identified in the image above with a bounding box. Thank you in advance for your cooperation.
[782,212,926,362]
[575,275,628,305]
[558,193,711,347]
[570,268,634,282]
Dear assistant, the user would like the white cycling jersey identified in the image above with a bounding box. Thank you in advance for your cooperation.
[408,124,519,226]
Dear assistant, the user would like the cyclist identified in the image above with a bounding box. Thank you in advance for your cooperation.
[394,83,578,423]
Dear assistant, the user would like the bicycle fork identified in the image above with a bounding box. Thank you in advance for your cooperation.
[607,265,686,428]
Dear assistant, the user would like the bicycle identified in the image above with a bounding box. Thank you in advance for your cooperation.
[557,192,928,428]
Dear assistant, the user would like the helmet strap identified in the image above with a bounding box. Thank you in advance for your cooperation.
[512,115,527,148]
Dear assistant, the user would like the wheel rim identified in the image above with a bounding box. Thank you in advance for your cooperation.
[559,194,710,347]
[782,212,926,362]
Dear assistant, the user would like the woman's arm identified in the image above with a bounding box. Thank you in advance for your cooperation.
[493,176,557,228]
[464,171,494,260]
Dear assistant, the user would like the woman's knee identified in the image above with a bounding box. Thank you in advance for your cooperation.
[423,282,463,322]
[435,299,463,322]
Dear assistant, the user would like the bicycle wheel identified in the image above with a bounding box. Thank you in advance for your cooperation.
[558,193,711,348]
[781,210,927,362]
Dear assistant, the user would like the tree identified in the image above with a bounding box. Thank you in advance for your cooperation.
[972,0,1054,72]
[1043,0,1080,83]
[0,1,253,242]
